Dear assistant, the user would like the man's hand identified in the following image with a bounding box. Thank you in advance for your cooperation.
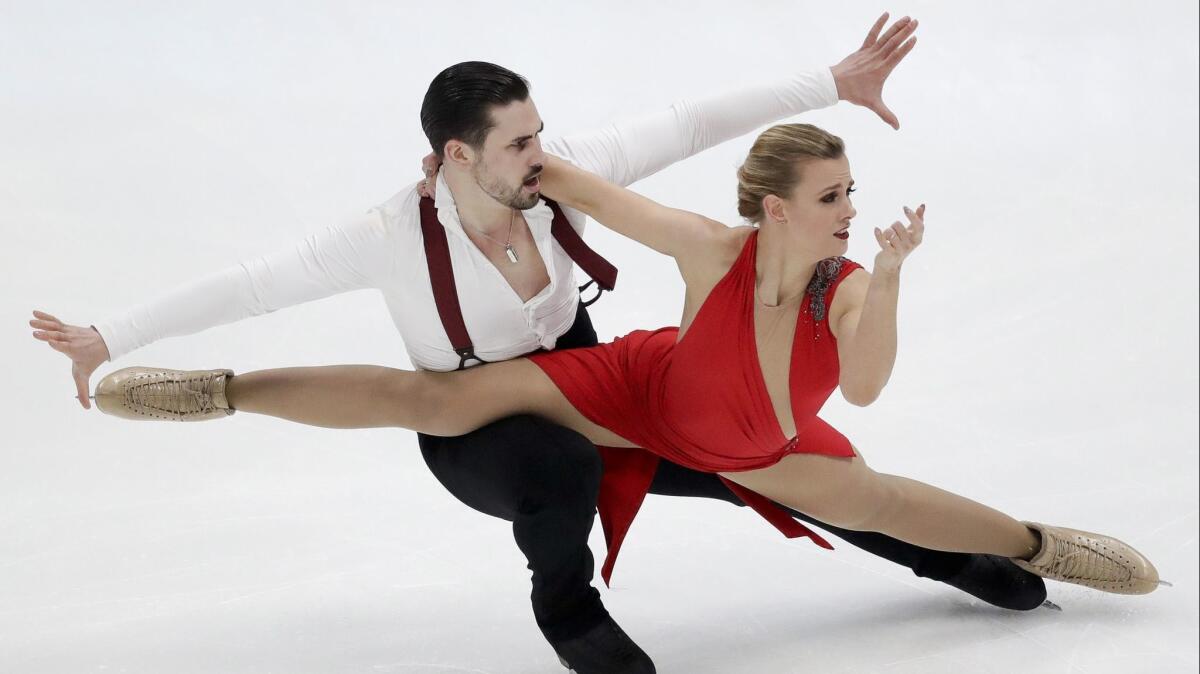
[830,13,919,130]
[29,310,111,409]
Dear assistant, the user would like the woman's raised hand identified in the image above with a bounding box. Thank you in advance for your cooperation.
[873,204,924,273]
[416,152,441,199]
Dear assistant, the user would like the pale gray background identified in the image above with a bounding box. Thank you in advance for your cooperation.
[2,1,1197,672]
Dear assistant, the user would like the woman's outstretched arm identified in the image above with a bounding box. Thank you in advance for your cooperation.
[538,154,724,259]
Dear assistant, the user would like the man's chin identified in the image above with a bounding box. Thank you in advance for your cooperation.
[511,192,541,210]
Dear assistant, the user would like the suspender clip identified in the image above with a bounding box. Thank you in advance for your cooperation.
[578,279,607,308]
[455,347,487,371]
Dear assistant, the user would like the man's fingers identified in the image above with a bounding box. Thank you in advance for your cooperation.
[32,330,69,342]
[74,372,91,410]
[32,310,61,323]
[885,36,918,69]
[29,319,62,330]
[861,12,889,49]
[871,100,900,130]
[872,16,911,53]
[879,18,918,56]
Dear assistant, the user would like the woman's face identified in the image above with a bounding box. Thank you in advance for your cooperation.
[769,156,857,257]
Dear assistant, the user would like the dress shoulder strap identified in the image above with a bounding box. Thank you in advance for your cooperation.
[805,257,862,322]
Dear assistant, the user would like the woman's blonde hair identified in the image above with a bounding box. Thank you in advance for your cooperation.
[736,123,845,223]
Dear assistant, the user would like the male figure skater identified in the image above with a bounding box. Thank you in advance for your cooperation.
[31,15,1045,674]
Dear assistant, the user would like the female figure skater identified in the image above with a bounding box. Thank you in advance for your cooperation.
[88,123,1159,595]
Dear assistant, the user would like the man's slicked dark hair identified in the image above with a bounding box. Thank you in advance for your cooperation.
[420,61,531,158]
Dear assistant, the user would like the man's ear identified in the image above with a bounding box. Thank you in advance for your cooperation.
[443,140,475,167]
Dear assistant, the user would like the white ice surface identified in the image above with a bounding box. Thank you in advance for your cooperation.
[2,1,1197,673]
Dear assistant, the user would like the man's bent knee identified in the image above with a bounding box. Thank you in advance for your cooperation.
[516,419,602,515]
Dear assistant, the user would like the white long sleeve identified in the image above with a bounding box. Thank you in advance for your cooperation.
[94,209,400,361]
[545,68,838,187]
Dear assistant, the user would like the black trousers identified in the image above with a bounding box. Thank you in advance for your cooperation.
[418,303,974,641]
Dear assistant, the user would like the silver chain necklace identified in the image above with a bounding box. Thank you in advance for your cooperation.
[464,209,519,264]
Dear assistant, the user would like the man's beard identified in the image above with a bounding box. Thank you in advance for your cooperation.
[472,162,540,210]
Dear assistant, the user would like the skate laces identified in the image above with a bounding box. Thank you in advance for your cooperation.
[1047,536,1132,583]
[127,373,218,416]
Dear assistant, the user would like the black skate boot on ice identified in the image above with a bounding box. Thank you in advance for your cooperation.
[942,553,1048,611]
[551,615,655,673]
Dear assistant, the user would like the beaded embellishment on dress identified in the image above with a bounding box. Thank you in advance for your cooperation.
[805,256,850,322]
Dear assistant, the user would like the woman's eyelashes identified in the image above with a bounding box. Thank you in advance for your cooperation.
[821,187,856,203]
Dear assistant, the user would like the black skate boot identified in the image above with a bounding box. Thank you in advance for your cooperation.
[942,553,1048,610]
[550,615,656,674]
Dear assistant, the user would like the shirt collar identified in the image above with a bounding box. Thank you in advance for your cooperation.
[433,171,555,241]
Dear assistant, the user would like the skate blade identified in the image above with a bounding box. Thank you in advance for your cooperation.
[1041,600,1063,612]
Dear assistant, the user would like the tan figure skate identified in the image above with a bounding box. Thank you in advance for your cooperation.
[1014,522,1161,595]
[94,367,235,421]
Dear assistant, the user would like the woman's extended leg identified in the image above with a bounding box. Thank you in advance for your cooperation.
[721,449,1038,559]
[720,447,1160,594]
[223,360,637,447]
[94,359,638,447]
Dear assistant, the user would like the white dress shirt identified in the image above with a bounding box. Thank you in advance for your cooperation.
[94,68,839,372]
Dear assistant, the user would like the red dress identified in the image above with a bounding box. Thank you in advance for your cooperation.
[528,230,862,584]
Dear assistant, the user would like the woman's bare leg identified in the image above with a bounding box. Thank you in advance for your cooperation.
[721,448,1040,559]
[224,360,637,448]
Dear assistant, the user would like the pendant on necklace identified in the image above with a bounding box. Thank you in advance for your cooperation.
[505,244,519,264]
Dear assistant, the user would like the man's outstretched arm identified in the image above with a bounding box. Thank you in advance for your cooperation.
[544,13,918,189]
[31,207,404,408]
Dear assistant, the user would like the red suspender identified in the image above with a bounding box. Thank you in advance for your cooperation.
[418,196,480,369]
[418,196,618,370]
[541,197,618,306]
